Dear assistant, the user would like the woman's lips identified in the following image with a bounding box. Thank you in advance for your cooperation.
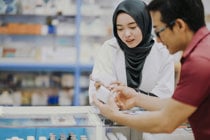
[126,39,134,43]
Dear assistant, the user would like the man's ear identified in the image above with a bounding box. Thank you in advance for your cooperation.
[175,18,187,31]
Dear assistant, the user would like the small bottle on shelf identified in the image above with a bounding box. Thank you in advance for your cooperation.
[48,133,56,140]
[59,133,66,140]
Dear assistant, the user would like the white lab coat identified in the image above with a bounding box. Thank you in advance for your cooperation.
[89,38,175,104]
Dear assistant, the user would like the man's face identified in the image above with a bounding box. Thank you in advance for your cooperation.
[150,11,185,54]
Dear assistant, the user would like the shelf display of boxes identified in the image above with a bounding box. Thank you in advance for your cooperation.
[0,0,113,106]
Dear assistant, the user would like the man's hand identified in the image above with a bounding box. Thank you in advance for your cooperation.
[110,83,138,110]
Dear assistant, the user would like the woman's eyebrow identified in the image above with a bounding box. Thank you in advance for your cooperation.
[116,22,136,27]
[128,22,136,25]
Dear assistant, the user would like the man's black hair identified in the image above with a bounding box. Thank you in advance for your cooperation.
[147,0,206,32]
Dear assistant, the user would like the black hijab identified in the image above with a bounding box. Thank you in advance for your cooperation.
[113,0,154,88]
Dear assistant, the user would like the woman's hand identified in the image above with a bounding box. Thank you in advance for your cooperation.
[93,93,120,119]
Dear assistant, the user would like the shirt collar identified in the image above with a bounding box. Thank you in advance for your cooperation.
[182,26,209,59]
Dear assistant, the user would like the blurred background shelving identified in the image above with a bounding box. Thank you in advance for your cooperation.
[0,0,115,106]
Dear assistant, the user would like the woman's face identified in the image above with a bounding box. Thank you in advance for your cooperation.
[116,13,143,48]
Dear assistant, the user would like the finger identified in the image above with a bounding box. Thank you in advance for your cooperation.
[108,83,117,90]
[115,99,123,109]
[110,81,120,85]
[94,81,101,90]
[110,81,125,87]
[111,85,124,93]
[115,95,125,108]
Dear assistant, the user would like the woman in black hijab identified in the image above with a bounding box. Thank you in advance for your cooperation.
[89,0,174,105]
[112,0,154,89]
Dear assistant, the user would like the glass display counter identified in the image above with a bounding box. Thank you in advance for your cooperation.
[0,106,104,140]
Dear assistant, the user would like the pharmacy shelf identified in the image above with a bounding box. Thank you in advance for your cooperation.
[0,0,113,106]
[0,63,93,72]
[0,63,77,72]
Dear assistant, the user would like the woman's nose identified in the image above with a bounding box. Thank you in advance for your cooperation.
[124,29,131,37]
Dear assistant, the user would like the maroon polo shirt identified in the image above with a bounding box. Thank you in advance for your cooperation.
[173,26,210,140]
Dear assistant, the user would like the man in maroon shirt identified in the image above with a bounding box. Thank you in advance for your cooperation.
[93,0,210,140]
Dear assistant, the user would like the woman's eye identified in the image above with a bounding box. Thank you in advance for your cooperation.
[130,26,136,29]
[117,28,123,31]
